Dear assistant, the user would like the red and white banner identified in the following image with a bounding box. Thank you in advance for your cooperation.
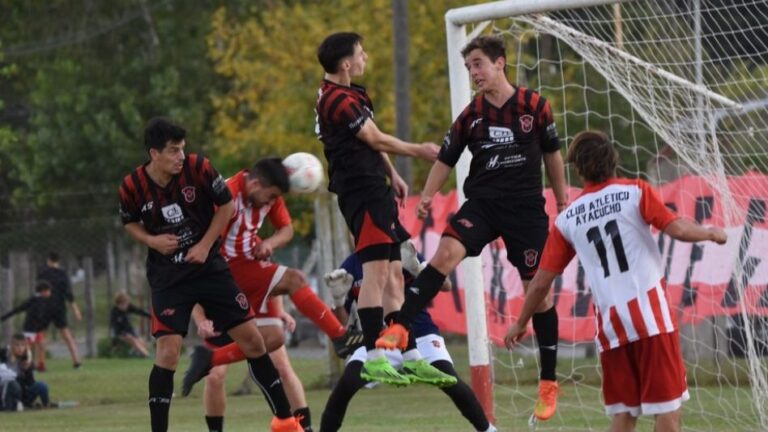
[400,173,768,345]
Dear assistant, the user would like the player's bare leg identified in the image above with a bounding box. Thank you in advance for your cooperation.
[654,409,682,432]
[609,413,638,432]
[522,280,559,421]
[359,258,409,386]
[270,269,362,358]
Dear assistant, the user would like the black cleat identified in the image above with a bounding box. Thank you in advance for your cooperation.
[181,345,213,397]
[332,327,365,358]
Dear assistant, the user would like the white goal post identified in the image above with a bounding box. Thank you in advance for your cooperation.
[445,0,768,430]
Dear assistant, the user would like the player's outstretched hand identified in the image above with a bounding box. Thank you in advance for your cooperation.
[504,322,527,350]
[709,227,728,245]
[324,269,353,308]
[417,142,440,162]
[196,319,220,339]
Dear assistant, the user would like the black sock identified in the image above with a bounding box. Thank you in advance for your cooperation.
[294,406,313,432]
[358,307,384,350]
[148,365,174,432]
[205,415,223,432]
[246,354,293,419]
[320,361,367,432]
[395,265,446,328]
[432,360,490,431]
[532,305,559,381]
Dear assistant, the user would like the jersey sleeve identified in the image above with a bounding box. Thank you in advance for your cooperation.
[537,98,561,153]
[638,180,680,231]
[267,197,292,229]
[438,107,471,167]
[118,176,141,225]
[197,155,232,206]
[538,226,576,274]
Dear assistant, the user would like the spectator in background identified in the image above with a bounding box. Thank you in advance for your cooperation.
[110,291,151,358]
[0,281,53,371]
[37,252,82,369]
[0,348,22,412]
[5,334,50,408]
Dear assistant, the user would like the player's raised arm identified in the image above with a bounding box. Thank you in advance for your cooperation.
[356,118,438,161]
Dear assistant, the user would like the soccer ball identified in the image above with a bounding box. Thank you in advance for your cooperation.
[283,152,324,193]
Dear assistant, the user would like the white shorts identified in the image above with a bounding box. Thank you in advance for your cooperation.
[348,334,453,368]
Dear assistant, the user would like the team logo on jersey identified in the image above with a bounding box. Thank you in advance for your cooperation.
[488,126,515,144]
[181,186,196,203]
[235,293,249,310]
[486,154,501,170]
[523,249,539,267]
[519,114,534,133]
[161,204,184,224]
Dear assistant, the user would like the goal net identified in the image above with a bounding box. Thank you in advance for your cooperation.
[444,1,768,430]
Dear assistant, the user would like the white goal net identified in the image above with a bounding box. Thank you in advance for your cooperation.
[446,1,768,430]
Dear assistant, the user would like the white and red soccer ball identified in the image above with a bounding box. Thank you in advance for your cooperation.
[283,152,324,193]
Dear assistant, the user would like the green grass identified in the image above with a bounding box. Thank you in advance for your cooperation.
[0,343,763,431]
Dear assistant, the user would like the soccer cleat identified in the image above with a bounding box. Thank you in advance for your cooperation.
[534,379,559,421]
[270,415,304,432]
[360,356,411,387]
[181,345,213,397]
[400,359,458,387]
[375,323,409,351]
[331,327,365,358]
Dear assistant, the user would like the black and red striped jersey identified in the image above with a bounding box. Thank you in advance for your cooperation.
[438,86,560,199]
[315,80,387,195]
[118,153,232,289]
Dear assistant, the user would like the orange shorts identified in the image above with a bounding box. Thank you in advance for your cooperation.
[600,331,689,416]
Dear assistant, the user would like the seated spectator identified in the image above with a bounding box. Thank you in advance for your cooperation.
[0,344,22,411]
[110,291,151,358]
[6,334,49,408]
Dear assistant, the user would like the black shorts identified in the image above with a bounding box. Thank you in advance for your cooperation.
[47,302,68,329]
[150,268,254,338]
[338,184,410,263]
[444,196,549,280]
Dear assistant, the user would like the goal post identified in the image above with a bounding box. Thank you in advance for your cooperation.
[445,0,768,430]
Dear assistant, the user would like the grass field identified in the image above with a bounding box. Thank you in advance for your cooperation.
[0,342,762,431]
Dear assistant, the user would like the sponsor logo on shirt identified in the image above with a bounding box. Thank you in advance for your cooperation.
[486,154,501,170]
[141,201,154,213]
[489,126,514,143]
[161,203,184,224]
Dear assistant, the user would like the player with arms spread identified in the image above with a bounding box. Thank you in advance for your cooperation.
[315,32,449,386]
[505,130,727,432]
[377,35,568,420]
[119,118,302,432]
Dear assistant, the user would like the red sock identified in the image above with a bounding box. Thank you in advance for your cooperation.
[212,343,246,366]
[291,286,346,338]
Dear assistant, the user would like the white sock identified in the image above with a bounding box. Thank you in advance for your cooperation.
[480,424,497,432]
[366,348,385,361]
[402,349,422,362]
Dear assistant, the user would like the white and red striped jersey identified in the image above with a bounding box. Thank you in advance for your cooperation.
[220,170,291,261]
[540,178,680,352]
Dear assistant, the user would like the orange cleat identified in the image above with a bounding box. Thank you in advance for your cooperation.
[375,323,409,350]
[270,415,303,432]
[534,379,559,421]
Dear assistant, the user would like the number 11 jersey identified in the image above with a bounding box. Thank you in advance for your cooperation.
[539,178,681,352]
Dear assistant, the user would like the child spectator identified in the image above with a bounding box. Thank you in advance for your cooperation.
[110,291,151,358]
[0,281,53,371]
[6,334,49,408]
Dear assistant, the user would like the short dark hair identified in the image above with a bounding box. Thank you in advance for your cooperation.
[317,32,363,74]
[11,333,25,343]
[35,281,52,293]
[461,35,506,63]
[249,158,290,193]
[144,117,186,154]
[566,130,618,183]
[47,251,60,262]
